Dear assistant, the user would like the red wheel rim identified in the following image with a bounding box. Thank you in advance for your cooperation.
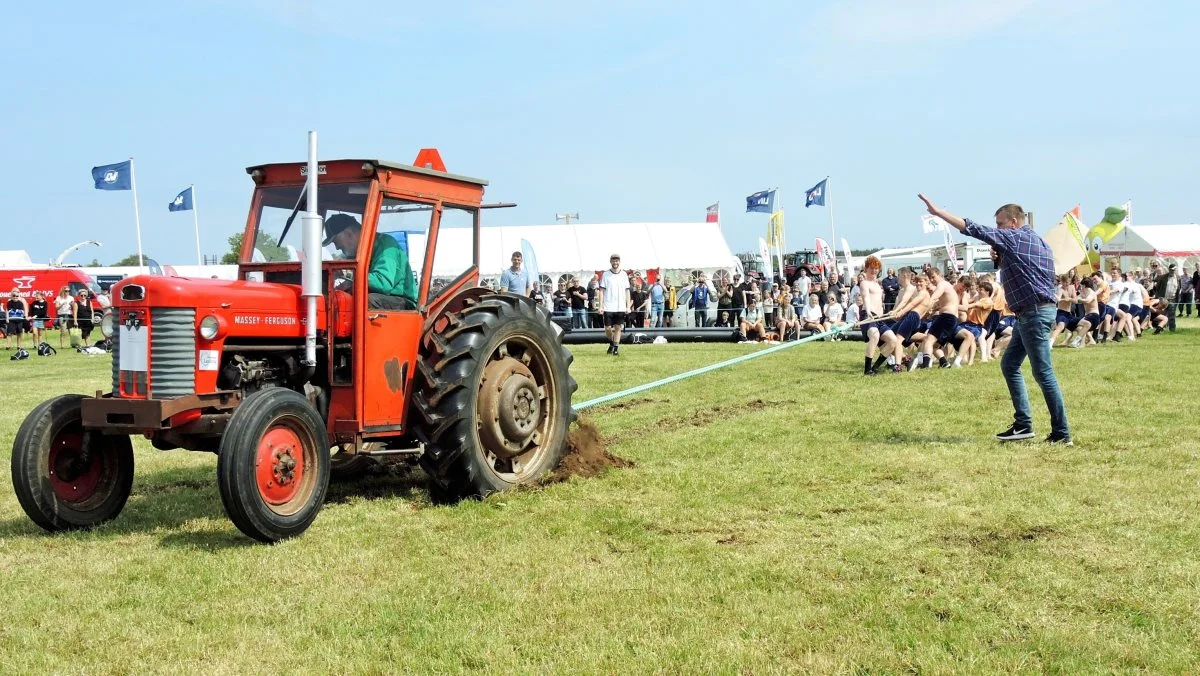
[255,426,306,507]
[48,429,103,503]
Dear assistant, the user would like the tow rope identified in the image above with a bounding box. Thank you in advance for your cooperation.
[574,321,864,411]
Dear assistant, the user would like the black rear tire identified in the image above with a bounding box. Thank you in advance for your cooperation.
[217,388,330,543]
[11,393,134,532]
[413,293,576,501]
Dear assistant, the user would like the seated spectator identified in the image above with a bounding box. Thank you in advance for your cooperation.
[740,297,767,341]
[775,293,799,340]
[801,293,827,334]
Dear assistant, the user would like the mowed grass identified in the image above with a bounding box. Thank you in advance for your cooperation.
[1,321,1199,673]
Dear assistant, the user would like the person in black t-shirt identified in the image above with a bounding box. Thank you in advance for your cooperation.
[567,276,587,329]
[628,277,649,329]
[730,274,746,324]
[28,291,50,345]
[552,280,570,319]
[882,268,900,312]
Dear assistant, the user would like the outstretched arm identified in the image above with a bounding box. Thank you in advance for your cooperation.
[918,194,967,232]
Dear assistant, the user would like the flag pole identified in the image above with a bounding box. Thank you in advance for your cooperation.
[129,157,146,274]
[826,176,837,273]
[191,184,202,265]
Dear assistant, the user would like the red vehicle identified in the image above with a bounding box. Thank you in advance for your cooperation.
[10,134,576,542]
[782,250,825,283]
[0,267,100,328]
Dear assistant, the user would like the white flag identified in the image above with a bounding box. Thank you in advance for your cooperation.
[1121,200,1132,228]
[922,214,950,234]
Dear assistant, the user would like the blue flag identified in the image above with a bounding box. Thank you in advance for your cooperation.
[746,189,776,213]
[805,179,827,207]
[169,187,193,212]
[92,160,132,191]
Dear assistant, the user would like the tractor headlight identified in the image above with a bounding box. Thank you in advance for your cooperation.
[198,315,221,341]
[100,311,116,339]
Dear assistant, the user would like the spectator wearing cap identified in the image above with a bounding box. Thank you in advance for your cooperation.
[324,213,417,309]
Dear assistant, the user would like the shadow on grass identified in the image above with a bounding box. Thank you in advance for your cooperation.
[0,459,435,548]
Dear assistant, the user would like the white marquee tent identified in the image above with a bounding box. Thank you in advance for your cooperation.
[1101,224,1200,268]
[402,222,741,282]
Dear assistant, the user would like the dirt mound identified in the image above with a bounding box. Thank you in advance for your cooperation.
[548,418,633,482]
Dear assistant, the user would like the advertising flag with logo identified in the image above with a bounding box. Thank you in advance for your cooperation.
[814,237,836,270]
[745,189,776,213]
[91,161,132,191]
[705,203,719,223]
[804,179,827,208]
[921,213,950,234]
[169,186,194,212]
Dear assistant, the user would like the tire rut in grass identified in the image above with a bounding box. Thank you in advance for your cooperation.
[606,397,793,446]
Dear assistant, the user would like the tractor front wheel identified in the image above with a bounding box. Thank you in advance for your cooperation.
[413,293,577,500]
[217,388,330,543]
[11,394,135,532]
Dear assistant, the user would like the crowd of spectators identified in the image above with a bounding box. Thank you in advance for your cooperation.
[3,286,109,351]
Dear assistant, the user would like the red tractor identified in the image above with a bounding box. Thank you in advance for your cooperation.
[10,133,576,542]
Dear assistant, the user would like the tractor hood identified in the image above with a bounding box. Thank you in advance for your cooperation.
[112,275,303,311]
[110,275,353,339]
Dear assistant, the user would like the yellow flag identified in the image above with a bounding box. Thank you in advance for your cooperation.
[767,210,784,249]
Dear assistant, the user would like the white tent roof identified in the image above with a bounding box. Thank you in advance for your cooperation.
[403,222,737,278]
[1102,224,1200,258]
[0,250,36,268]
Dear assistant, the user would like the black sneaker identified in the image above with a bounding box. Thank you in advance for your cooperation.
[1044,432,1074,446]
[606,343,615,355]
[995,425,1035,441]
[613,345,620,356]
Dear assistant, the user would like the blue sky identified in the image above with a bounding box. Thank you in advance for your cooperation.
[2,0,1197,265]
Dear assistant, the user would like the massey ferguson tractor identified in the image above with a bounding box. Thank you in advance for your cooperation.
[10,132,577,542]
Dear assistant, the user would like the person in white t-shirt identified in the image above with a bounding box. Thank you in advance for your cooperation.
[825,294,846,325]
[598,253,631,356]
[801,293,827,334]
[1109,272,1139,342]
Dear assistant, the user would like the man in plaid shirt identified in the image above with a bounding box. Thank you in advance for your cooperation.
[918,194,1072,446]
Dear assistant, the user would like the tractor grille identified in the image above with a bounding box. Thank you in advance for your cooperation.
[111,327,121,394]
[149,309,196,399]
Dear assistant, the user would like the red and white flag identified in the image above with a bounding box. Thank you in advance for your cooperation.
[705,203,719,223]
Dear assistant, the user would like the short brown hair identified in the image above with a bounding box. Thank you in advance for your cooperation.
[994,204,1025,223]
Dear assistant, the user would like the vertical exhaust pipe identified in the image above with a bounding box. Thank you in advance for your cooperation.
[300,131,322,367]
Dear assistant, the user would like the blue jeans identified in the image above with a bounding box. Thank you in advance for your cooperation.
[649,303,664,328]
[1001,304,1070,437]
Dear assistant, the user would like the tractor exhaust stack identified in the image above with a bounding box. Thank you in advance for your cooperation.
[300,130,322,367]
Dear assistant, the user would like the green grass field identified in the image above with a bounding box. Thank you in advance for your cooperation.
[2,321,1199,673]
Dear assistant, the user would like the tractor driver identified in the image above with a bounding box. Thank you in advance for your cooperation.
[323,213,418,310]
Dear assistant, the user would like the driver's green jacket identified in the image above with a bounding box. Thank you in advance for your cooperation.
[368,233,417,302]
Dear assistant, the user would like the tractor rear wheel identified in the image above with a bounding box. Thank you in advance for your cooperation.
[413,293,576,501]
[11,393,135,532]
[217,388,330,542]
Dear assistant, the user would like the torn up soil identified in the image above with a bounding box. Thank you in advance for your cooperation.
[547,418,633,483]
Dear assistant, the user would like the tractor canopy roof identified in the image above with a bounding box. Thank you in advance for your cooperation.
[245,158,488,188]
